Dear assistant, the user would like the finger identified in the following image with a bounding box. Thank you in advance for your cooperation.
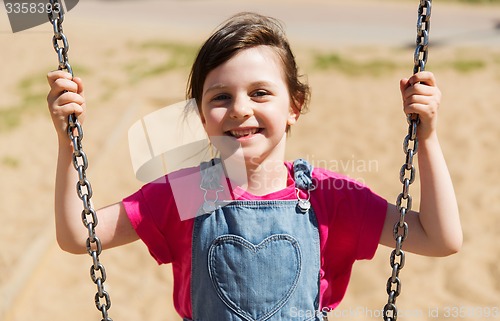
[404,93,434,107]
[72,77,85,96]
[55,91,85,107]
[47,78,80,105]
[52,102,85,119]
[403,84,438,101]
[47,71,78,103]
[65,102,85,118]
[404,94,439,113]
[404,103,438,120]
[47,70,73,86]
[404,94,439,109]
[54,77,79,93]
[408,71,437,87]
[399,78,410,95]
[52,103,84,124]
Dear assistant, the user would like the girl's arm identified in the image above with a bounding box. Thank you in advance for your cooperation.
[379,72,462,257]
[48,71,138,254]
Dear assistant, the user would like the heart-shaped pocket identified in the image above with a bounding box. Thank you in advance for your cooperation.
[208,234,302,321]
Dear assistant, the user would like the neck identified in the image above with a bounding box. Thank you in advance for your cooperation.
[221,139,289,196]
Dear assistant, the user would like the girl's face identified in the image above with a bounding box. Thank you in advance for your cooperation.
[200,46,299,165]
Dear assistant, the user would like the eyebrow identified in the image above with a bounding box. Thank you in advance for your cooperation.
[203,84,228,98]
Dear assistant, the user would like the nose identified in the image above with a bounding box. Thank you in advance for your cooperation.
[229,95,253,119]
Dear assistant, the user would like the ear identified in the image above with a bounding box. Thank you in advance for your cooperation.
[287,102,302,126]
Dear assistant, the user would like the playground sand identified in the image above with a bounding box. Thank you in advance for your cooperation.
[1,1,499,320]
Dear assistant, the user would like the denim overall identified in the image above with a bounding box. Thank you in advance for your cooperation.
[185,159,324,321]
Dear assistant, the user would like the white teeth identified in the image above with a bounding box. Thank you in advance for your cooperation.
[230,128,258,138]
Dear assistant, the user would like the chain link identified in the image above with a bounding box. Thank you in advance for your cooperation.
[414,0,432,74]
[383,1,432,320]
[48,2,113,320]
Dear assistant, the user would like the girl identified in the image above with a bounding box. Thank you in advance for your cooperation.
[47,12,462,321]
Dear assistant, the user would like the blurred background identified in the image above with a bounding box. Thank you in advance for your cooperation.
[1,0,499,320]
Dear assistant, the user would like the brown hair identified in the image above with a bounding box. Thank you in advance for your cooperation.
[187,12,310,119]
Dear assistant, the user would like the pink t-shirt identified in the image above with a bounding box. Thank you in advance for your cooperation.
[123,161,387,318]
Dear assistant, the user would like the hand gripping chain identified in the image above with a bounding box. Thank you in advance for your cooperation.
[382,1,432,321]
[48,1,113,320]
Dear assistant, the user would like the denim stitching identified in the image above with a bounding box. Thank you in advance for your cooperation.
[208,234,302,321]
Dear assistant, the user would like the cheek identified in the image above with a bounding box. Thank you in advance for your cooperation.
[201,107,224,134]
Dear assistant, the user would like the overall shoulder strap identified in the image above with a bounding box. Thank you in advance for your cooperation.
[199,158,224,190]
[293,159,316,213]
[293,159,315,191]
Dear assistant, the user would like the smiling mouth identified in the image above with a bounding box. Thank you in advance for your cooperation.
[226,128,263,138]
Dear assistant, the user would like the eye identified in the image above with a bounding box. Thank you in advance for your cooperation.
[213,94,231,101]
[252,90,270,98]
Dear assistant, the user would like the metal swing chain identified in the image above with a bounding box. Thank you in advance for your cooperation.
[382,1,432,321]
[48,1,113,320]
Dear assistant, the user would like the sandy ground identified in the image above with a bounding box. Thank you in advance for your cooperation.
[1,1,499,320]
